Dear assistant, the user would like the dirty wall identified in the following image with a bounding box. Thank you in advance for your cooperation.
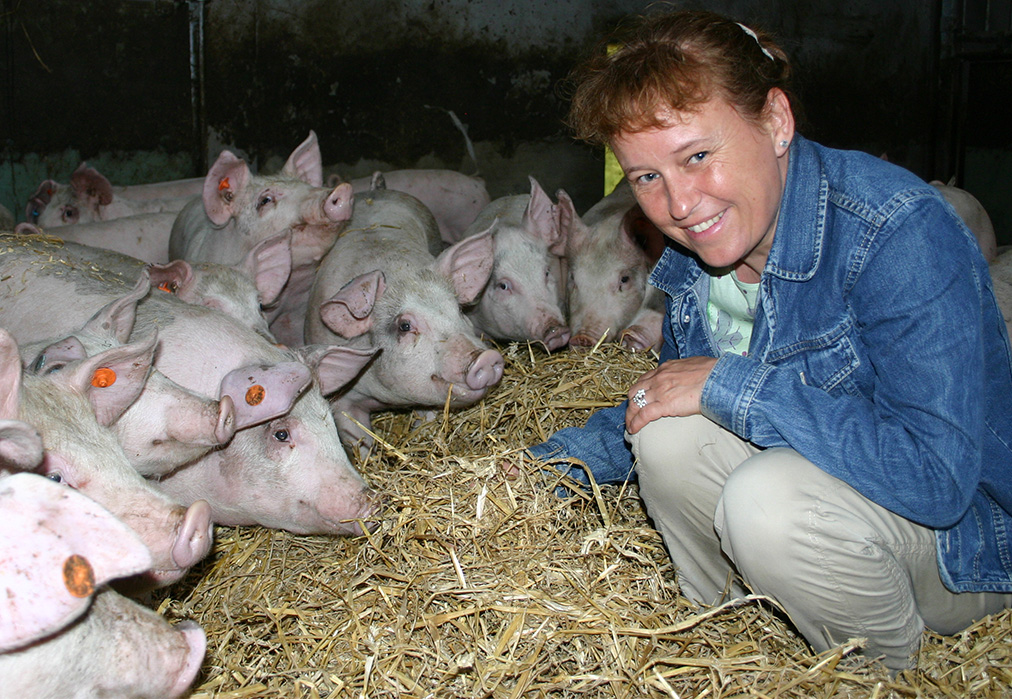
[0,0,963,225]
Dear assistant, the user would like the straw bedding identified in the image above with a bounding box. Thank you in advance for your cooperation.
[153,342,1012,698]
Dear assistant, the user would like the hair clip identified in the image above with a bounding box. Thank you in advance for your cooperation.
[736,22,775,61]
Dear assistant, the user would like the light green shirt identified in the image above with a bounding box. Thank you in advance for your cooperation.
[707,271,760,356]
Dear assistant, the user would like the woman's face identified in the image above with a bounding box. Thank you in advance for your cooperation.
[610,89,793,282]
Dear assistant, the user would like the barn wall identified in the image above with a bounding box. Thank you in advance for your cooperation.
[3,0,1000,234]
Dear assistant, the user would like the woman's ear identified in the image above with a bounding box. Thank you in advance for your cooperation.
[766,88,795,155]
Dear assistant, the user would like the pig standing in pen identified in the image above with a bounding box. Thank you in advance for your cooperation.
[0,473,205,699]
[305,176,504,452]
[457,176,571,351]
[170,130,354,346]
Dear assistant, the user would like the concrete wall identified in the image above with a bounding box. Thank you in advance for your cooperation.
[0,0,984,228]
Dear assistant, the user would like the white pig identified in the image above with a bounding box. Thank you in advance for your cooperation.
[560,180,668,352]
[0,236,382,536]
[0,328,214,588]
[305,182,504,451]
[460,176,570,351]
[0,473,205,699]
[170,130,354,346]
[25,161,199,227]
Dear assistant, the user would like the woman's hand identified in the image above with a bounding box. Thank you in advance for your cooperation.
[625,356,719,434]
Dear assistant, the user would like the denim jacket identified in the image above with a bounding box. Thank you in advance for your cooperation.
[530,134,1012,592]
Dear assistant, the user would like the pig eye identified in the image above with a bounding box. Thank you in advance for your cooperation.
[497,279,512,293]
[256,194,274,211]
[46,472,65,484]
[395,317,414,334]
[273,429,290,443]
[62,206,79,223]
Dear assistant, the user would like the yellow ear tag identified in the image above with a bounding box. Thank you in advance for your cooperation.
[245,384,266,406]
[63,554,96,598]
[91,367,117,388]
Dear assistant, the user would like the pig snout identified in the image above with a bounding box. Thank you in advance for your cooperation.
[168,621,207,699]
[541,323,571,352]
[319,182,354,223]
[172,499,214,570]
[322,485,385,537]
[569,331,602,347]
[465,348,504,390]
[215,394,237,445]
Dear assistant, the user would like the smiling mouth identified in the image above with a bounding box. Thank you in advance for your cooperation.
[686,211,724,234]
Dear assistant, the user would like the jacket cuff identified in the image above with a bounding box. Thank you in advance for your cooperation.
[700,353,772,438]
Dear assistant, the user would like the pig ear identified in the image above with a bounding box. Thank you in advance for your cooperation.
[27,336,87,376]
[25,180,58,223]
[522,176,565,256]
[0,420,42,472]
[147,260,195,297]
[281,130,324,187]
[0,329,24,420]
[77,271,151,345]
[557,188,590,256]
[69,162,114,207]
[319,270,385,339]
[219,361,311,430]
[50,332,158,427]
[0,472,152,652]
[369,171,387,191]
[433,224,495,305]
[14,222,43,236]
[241,232,292,308]
[203,151,251,226]
[622,205,667,263]
[295,346,377,397]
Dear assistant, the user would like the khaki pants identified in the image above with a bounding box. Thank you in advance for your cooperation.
[627,414,1012,671]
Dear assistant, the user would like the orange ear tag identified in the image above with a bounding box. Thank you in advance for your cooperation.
[46,188,54,196]
[91,367,117,388]
[245,384,266,406]
[157,281,176,293]
[63,554,96,598]
[218,177,231,191]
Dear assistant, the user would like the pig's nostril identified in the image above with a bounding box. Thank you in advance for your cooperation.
[569,333,597,346]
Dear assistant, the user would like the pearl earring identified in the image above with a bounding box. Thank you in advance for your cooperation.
[780,139,789,148]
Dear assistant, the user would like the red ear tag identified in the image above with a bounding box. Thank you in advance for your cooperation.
[245,384,266,406]
[63,554,96,598]
[91,367,117,388]
[218,177,231,191]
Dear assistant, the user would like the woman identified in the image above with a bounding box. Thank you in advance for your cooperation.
[528,9,1012,671]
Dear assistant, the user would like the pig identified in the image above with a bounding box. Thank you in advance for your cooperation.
[8,226,285,338]
[305,181,505,451]
[20,276,239,477]
[1,233,382,535]
[340,168,491,243]
[0,472,153,649]
[170,130,355,346]
[0,328,214,588]
[0,203,13,230]
[0,474,205,698]
[930,178,998,262]
[25,161,199,227]
[33,211,180,263]
[459,176,571,351]
[559,180,668,352]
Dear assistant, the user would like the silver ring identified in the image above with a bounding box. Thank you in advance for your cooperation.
[632,388,647,408]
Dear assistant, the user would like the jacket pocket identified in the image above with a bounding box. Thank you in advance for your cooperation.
[764,321,862,395]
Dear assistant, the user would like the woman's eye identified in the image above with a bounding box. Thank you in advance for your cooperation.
[273,429,290,443]
[635,172,660,185]
[689,151,708,164]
